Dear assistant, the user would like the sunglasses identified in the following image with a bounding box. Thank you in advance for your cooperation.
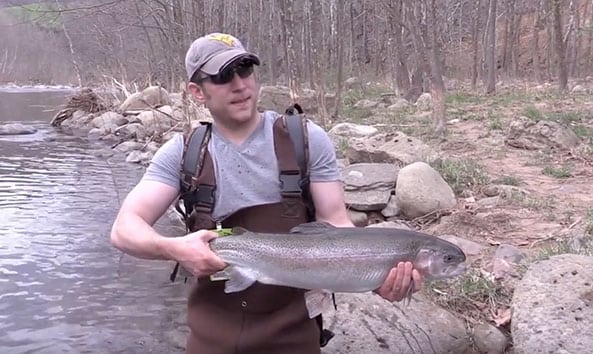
[197,59,255,85]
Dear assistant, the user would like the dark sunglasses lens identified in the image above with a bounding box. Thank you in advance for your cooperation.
[210,70,234,85]
[209,61,254,84]
[236,63,254,78]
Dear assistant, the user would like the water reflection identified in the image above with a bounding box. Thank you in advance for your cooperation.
[0,90,187,353]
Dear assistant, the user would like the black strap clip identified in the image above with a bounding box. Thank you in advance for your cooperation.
[279,171,302,197]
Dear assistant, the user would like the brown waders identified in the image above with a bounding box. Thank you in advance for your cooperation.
[182,117,321,354]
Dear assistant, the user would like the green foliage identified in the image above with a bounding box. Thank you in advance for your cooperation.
[426,269,512,325]
[542,165,572,178]
[546,111,583,125]
[521,105,544,121]
[445,92,484,105]
[493,175,522,186]
[586,209,593,236]
[431,158,491,195]
[488,111,503,130]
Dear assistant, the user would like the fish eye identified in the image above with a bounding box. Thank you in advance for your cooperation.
[443,254,454,263]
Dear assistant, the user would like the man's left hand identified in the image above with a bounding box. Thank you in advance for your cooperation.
[375,261,423,302]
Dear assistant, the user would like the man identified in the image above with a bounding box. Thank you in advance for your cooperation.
[110,32,422,354]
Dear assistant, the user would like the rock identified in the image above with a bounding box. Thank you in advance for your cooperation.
[473,323,509,354]
[415,93,433,111]
[477,196,501,208]
[395,162,456,219]
[116,123,147,141]
[257,85,336,114]
[492,244,526,279]
[439,235,485,256]
[92,111,127,129]
[346,131,437,166]
[119,86,172,112]
[125,150,154,165]
[0,123,37,135]
[344,189,392,212]
[87,128,102,140]
[505,116,581,151]
[344,77,361,89]
[387,98,410,111]
[512,254,593,354]
[329,123,378,138]
[342,163,398,211]
[137,106,175,135]
[353,99,379,109]
[342,163,399,191]
[114,141,145,154]
[321,293,470,354]
[347,210,368,227]
[380,196,400,218]
[366,221,412,230]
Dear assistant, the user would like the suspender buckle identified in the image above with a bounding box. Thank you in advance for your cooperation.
[279,171,302,197]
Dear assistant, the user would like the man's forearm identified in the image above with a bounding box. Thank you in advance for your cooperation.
[110,213,176,260]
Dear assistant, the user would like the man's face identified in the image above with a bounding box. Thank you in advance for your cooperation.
[188,59,259,126]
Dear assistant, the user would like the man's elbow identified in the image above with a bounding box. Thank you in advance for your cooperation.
[109,220,125,251]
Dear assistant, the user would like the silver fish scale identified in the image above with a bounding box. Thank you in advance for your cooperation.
[209,226,465,293]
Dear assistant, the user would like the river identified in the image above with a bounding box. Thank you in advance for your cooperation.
[0,87,188,353]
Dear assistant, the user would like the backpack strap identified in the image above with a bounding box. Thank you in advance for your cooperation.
[281,105,315,221]
[176,122,215,223]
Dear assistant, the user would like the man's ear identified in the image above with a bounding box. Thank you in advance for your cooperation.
[188,82,207,104]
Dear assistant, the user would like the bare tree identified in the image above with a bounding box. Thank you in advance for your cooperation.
[485,0,497,94]
[552,0,568,92]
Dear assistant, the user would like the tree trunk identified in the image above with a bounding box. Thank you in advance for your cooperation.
[428,0,446,136]
[532,0,544,82]
[333,0,345,120]
[471,0,483,90]
[485,0,497,94]
[552,0,568,92]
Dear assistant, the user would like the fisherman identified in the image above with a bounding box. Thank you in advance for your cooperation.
[110,32,423,354]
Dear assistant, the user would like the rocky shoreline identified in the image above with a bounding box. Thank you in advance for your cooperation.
[28,85,593,354]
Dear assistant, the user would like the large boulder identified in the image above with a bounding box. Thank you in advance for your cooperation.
[505,116,581,150]
[395,162,456,219]
[137,105,176,135]
[341,163,399,211]
[119,86,172,112]
[511,254,593,354]
[345,131,437,166]
[321,293,470,354]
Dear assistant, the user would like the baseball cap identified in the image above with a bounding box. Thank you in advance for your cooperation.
[185,33,261,80]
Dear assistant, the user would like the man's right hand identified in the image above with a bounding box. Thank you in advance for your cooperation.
[166,230,227,277]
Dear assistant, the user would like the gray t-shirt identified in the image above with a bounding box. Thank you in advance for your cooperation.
[142,110,340,221]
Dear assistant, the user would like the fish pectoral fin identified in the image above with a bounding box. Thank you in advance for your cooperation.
[223,267,257,293]
[304,289,334,319]
[290,222,336,234]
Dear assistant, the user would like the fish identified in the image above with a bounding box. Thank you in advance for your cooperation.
[209,222,467,317]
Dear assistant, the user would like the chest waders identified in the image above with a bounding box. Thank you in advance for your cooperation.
[173,108,334,354]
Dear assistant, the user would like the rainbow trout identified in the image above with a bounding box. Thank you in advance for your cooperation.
[209,222,466,317]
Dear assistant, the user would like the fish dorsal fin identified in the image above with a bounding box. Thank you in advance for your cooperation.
[290,222,336,234]
[231,227,249,235]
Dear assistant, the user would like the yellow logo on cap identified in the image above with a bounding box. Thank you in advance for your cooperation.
[207,33,236,46]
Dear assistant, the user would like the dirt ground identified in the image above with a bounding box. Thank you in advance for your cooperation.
[341,82,593,350]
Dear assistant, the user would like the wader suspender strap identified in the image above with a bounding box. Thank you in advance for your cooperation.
[273,117,303,200]
[178,122,215,220]
[171,122,213,282]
